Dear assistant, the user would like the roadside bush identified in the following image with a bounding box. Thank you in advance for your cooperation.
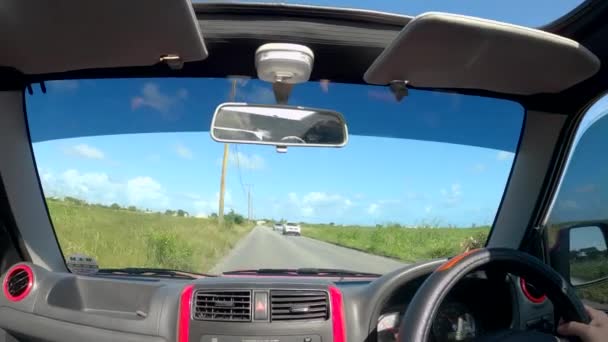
[460,231,489,252]
[225,210,245,225]
[147,230,193,270]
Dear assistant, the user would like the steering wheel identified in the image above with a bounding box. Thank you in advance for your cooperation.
[280,136,306,143]
[398,248,590,341]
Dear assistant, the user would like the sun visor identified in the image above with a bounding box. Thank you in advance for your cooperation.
[364,12,600,95]
[0,0,207,74]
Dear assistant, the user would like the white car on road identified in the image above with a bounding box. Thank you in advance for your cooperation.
[273,223,284,232]
[283,222,301,236]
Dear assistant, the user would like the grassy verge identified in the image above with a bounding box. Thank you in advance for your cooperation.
[301,224,489,262]
[570,259,608,304]
[571,259,608,283]
[47,199,254,273]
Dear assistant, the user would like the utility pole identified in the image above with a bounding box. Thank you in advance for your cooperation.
[248,187,252,221]
[244,184,253,221]
[218,80,238,225]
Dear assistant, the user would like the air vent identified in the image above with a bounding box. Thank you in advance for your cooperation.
[271,290,329,321]
[2,265,34,302]
[193,290,251,322]
[520,278,546,304]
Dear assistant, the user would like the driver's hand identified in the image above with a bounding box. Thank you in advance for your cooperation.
[558,305,608,342]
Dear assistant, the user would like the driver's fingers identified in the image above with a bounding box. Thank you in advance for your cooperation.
[585,306,607,323]
[557,321,592,340]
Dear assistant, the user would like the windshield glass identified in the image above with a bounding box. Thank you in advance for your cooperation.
[25,78,523,275]
[199,0,585,27]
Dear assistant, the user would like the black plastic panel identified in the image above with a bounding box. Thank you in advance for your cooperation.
[188,279,334,342]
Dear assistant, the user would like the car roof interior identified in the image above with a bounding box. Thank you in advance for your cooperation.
[1,0,607,114]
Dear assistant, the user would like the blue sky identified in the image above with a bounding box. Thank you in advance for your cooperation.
[24,0,589,227]
[206,0,585,27]
[26,79,523,226]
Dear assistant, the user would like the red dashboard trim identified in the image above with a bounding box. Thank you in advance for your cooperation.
[178,284,194,342]
[519,278,546,304]
[2,264,34,302]
[329,286,346,342]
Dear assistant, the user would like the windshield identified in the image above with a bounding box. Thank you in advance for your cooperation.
[25,78,523,276]
[199,0,585,27]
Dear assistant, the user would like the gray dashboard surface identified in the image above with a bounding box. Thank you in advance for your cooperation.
[0,261,551,342]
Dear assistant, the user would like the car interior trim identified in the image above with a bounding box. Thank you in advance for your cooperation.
[520,278,547,304]
[2,264,33,302]
[436,249,479,272]
[488,110,567,249]
[0,91,66,271]
[178,284,194,342]
[364,12,600,95]
[329,285,346,342]
[536,90,608,228]
[2,0,208,74]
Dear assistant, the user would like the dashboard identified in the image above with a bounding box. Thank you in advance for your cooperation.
[0,262,554,342]
[376,273,513,342]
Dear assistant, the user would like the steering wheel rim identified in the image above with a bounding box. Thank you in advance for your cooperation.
[397,248,589,342]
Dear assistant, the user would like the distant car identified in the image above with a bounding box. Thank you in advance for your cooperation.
[283,222,301,236]
[273,223,284,232]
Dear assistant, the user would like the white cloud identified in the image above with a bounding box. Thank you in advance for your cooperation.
[287,192,353,217]
[40,169,169,209]
[441,183,462,207]
[126,177,168,208]
[131,82,188,113]
[496,151,514,161]
[367,203,380,215]
[193,191,232,217]
[193,200,215,217]
[175,143,193,160]
[228,152,265,170]
[65,144,105,160]
[301,207,315,217]
[48,80,79,92]
[425,205,433,214]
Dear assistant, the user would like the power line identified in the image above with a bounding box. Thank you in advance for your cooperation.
[233,145,248,199]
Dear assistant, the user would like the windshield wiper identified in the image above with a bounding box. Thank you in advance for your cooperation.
[223,268,381,278]
[96,267,215,279]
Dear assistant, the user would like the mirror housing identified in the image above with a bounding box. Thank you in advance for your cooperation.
[550,223,608,286]
[210,103,348,148]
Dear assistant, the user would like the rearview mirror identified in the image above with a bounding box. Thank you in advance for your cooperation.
[210,103,348,147]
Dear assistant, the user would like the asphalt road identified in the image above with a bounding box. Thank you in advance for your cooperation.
[211,226,406,274]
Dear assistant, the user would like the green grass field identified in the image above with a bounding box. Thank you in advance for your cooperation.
[571,258,608,283]
[47,199,253,273]
[301,224,490,262]
[570,258,608,304]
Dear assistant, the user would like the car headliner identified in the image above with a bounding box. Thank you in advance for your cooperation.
[1,1,607,116]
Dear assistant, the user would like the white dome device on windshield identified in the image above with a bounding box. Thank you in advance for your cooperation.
[255,43,314,84]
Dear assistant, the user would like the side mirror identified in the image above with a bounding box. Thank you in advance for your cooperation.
[550,224,608,286]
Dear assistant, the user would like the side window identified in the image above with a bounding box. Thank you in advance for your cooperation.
[546,95,608,306]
